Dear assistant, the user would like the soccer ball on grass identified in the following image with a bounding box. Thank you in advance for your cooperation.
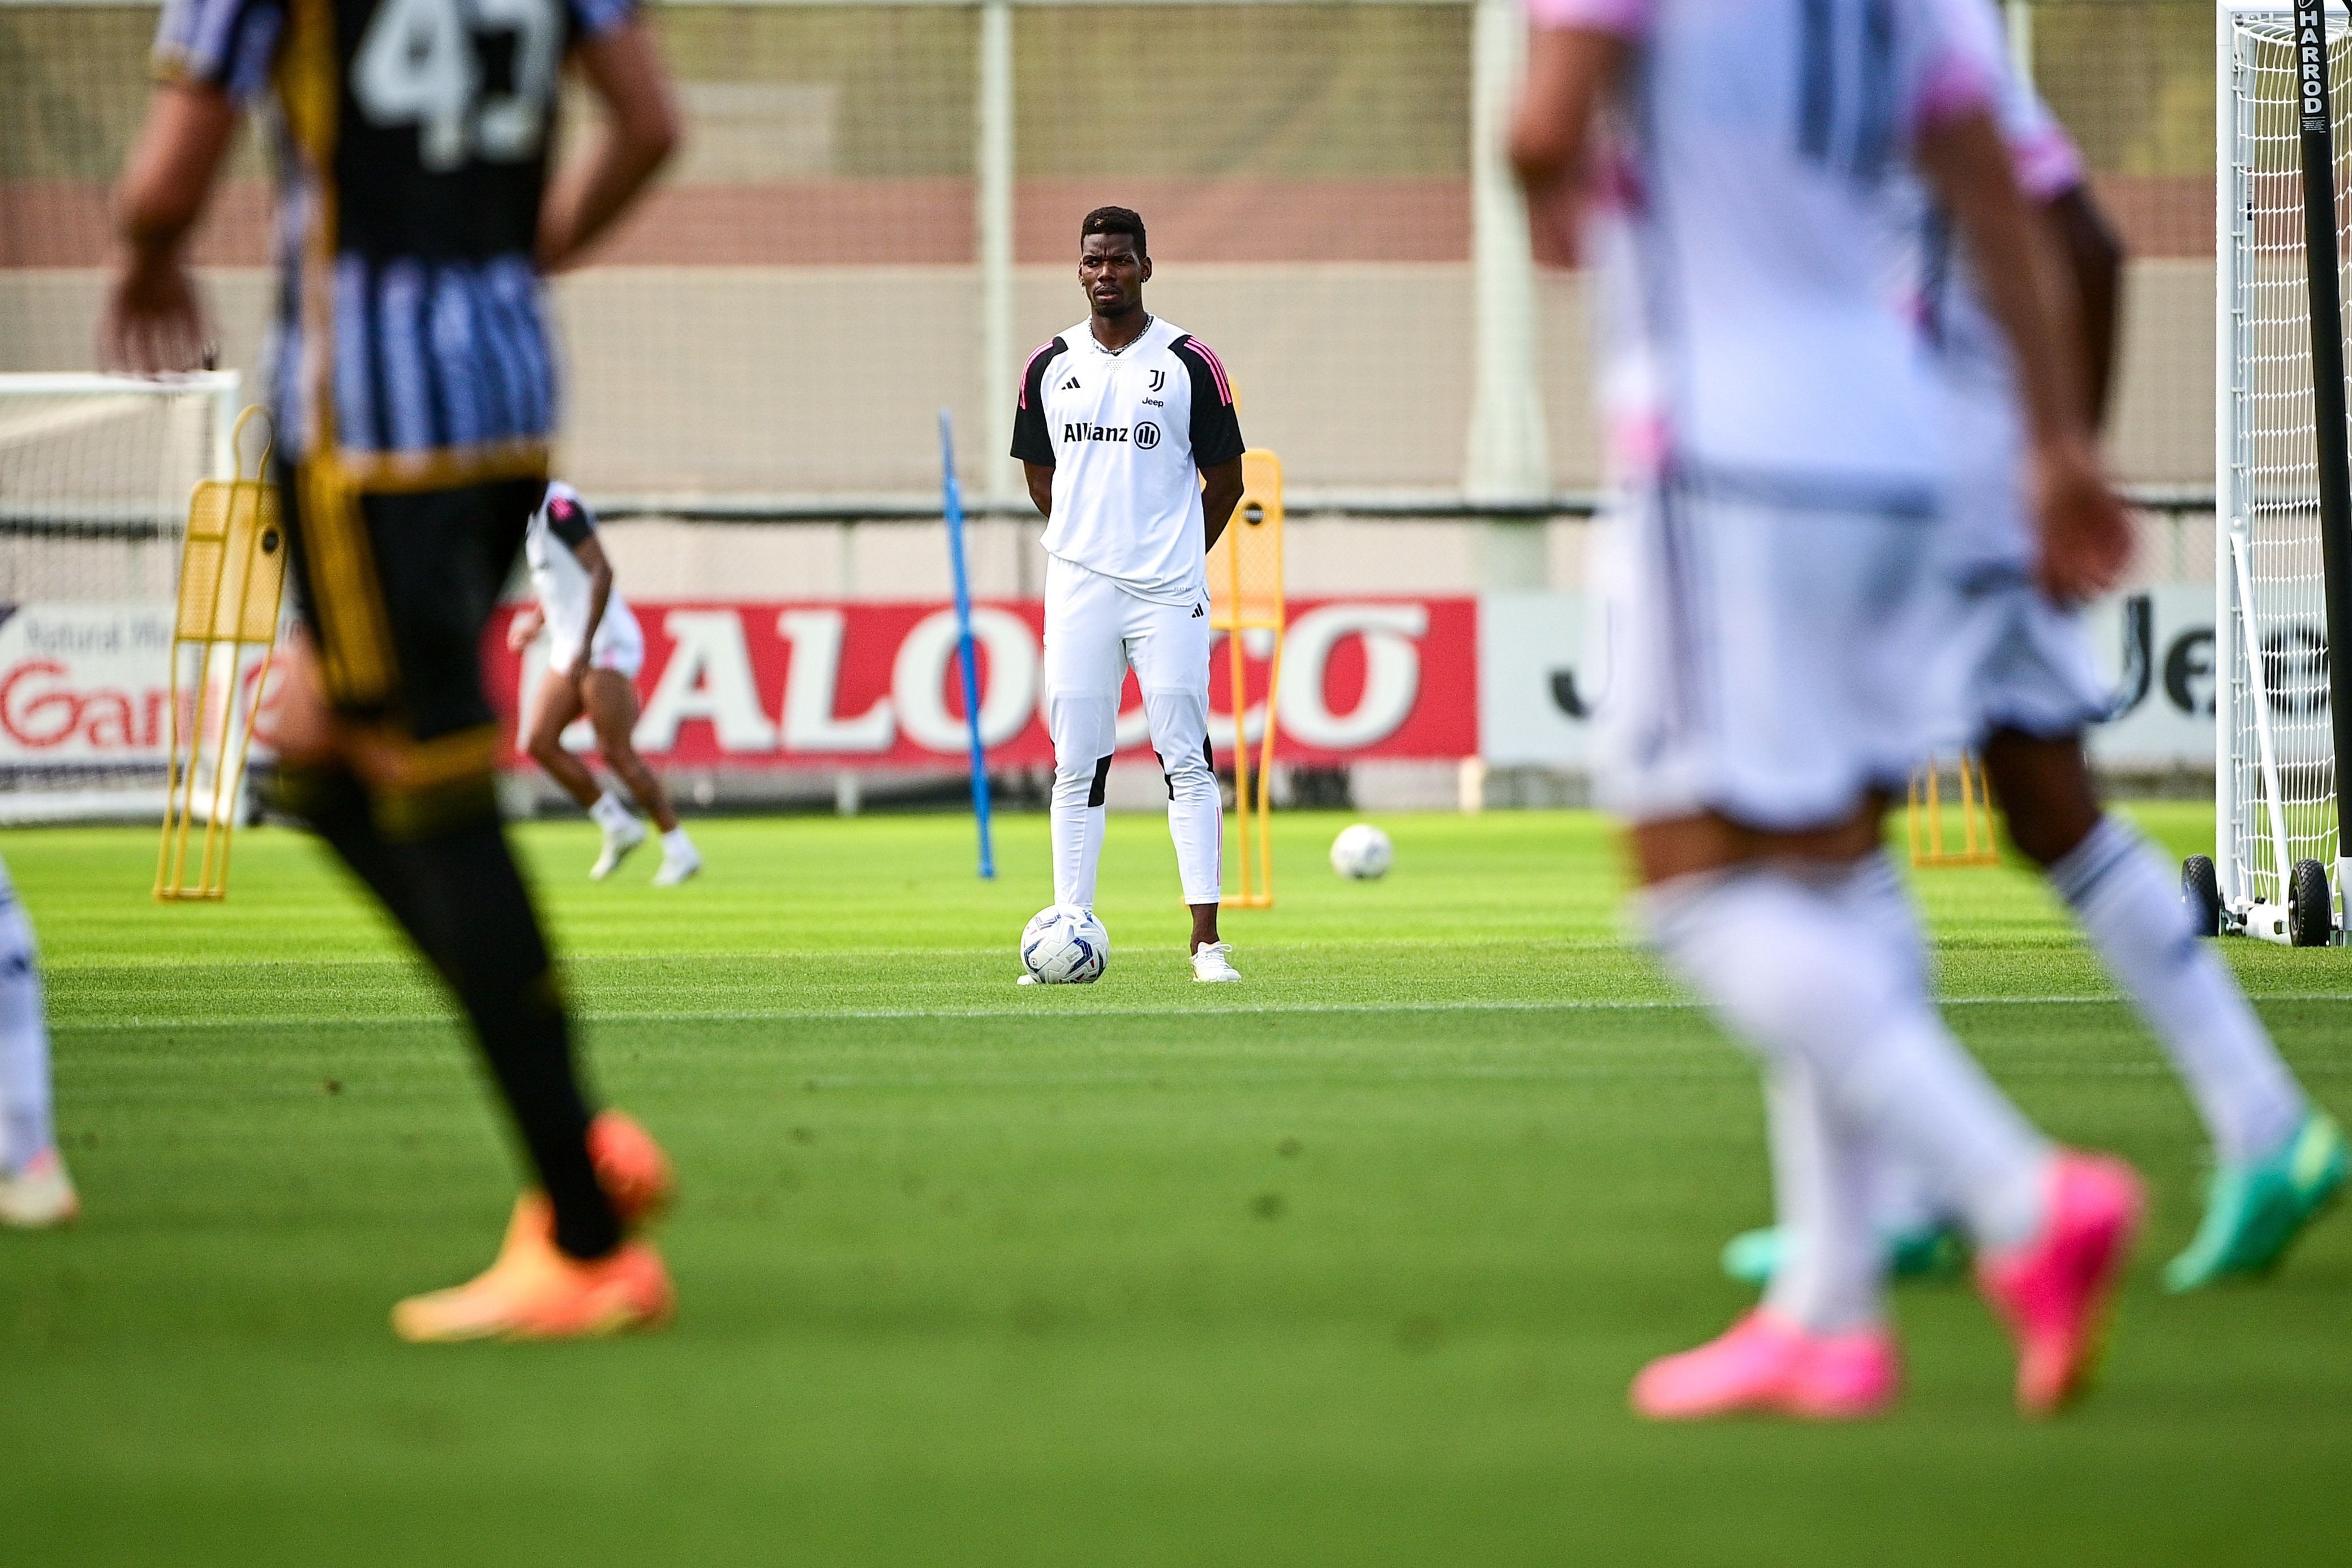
[1329,823,1393,880]
[1021,905,1109,984]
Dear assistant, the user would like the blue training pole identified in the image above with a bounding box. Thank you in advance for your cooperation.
[939,410,996,879]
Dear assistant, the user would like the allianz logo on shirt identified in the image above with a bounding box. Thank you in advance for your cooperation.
[1063,420,1162,450]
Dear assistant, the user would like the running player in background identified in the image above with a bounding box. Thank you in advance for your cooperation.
[0,860,75,1230]
[1726,27,2345,1297]
[106,0,682,1338]
[1012,207,1249,983]
[508,482,701,886]
[1513,0,2140,1419]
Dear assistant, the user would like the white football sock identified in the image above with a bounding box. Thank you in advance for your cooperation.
[0,885,55,1174]
[1049,693,1117,910]
[591,792,634,832]
[1832,850,1960,1237]
[1642,865,2051,1252]
[1145,687,1222,907]
[1761,1061,1883,1333]
[2053,816,2307,1163]
[662,827,694,854]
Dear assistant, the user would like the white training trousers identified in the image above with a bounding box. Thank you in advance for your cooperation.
[1042,555,1222,909]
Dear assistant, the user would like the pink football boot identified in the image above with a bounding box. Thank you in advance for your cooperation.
[1630,1309,1899,1421]
[1977,1152,2144,1417]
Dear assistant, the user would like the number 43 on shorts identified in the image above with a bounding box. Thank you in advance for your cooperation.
[353,0,562,173]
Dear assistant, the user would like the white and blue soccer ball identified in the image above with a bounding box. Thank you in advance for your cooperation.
[1329,823,1393,881]
[1021,905,1109,984]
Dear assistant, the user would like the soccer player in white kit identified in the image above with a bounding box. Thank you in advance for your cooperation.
[507,482,701,886]
[1725,42,2345,1296]
[1012,207,1248,982]
[0,860,74,1228]
[1513,0,2141,1418]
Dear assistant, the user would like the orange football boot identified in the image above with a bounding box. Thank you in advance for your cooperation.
[588,1109,675,1225]
[392,1193,674,1343]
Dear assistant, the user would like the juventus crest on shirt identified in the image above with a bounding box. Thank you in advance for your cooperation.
[1011,317,1245,605]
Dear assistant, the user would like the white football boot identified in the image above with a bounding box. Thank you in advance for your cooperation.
[591,816,649,880]
[651,841,702,887]
[0,1148,79,1229]
[1191,942,1242,983]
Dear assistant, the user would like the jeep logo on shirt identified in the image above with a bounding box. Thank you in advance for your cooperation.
[1134,420,1161,450]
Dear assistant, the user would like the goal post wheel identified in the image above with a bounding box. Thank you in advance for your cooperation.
[2288,858,2334,948]
[2181,854,2224,938]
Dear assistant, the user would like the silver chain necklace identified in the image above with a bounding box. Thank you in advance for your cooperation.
[1096,313,1151,354]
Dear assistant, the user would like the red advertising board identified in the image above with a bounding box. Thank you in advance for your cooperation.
[485,598,1478,767]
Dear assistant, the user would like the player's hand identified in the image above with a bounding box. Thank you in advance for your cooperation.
[507,609,544,651]
[2030,435,2134,605]
[100,252,212,375]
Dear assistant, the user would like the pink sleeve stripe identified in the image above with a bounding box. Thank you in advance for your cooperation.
[1017,340,1057,408]
[1184,340,1234,406]
[2010,126,2085,201]
[1523,0,1651,33]
[1915,51,1997,134]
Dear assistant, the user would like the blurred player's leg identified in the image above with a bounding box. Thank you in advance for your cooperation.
[1608,490,2137,1417]
[278,472,667,1338]
[582,669,698,886]
[1043,559,1125,911]
[1128,595,1234,980]
[1637,1061,1896,1420]
[0,861,75,1229]
[521,666,646,881]
[1985,728,2344,1290]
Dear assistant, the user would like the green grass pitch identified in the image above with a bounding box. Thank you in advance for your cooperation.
[5,803,2347,1565]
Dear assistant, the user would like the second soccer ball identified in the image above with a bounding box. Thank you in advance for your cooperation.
[1021,905,1110,984]
[1329,823,1393,880]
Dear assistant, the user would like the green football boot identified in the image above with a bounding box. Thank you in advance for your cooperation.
[1719,1221,1967,1288]
[2164,1110,2349,1292]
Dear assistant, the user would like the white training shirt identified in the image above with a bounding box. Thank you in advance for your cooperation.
[523,481,640,658]
[1010,316,1246,605]
[1531,0,2004,513]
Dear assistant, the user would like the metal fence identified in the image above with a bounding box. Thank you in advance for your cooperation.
[2,0,2220,517]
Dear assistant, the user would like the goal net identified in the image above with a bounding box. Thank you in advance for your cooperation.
[0,373,239,823]
[2217,4,2352,940]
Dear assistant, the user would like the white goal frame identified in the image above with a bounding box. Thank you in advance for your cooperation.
[2216,2,2352,944]
[0,371,242,824]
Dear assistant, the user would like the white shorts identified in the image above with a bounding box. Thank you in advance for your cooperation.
[547,600,645,682]
[1042,555,1213,775]
[1925,561,2114,749]
[1591,479,1939,831]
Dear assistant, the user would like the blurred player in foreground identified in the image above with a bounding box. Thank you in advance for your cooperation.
[1012,207,1249,982]
[1724,31,2344,1298]
[108,0,681,1338]
[1513,0,2141,1418]
[0,860,75,1228]
[508,482,701,886]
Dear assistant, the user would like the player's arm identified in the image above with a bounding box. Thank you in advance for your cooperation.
[539,17,681,273]
[2039,184,2123,429]
[1918,107,2130,603]
[1507,26,1629,216]
[507,604,548,651]
[102,80,238,373]
[566,534,616,677]
[1200,459,1243,553]
[1023,461,1054,519]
